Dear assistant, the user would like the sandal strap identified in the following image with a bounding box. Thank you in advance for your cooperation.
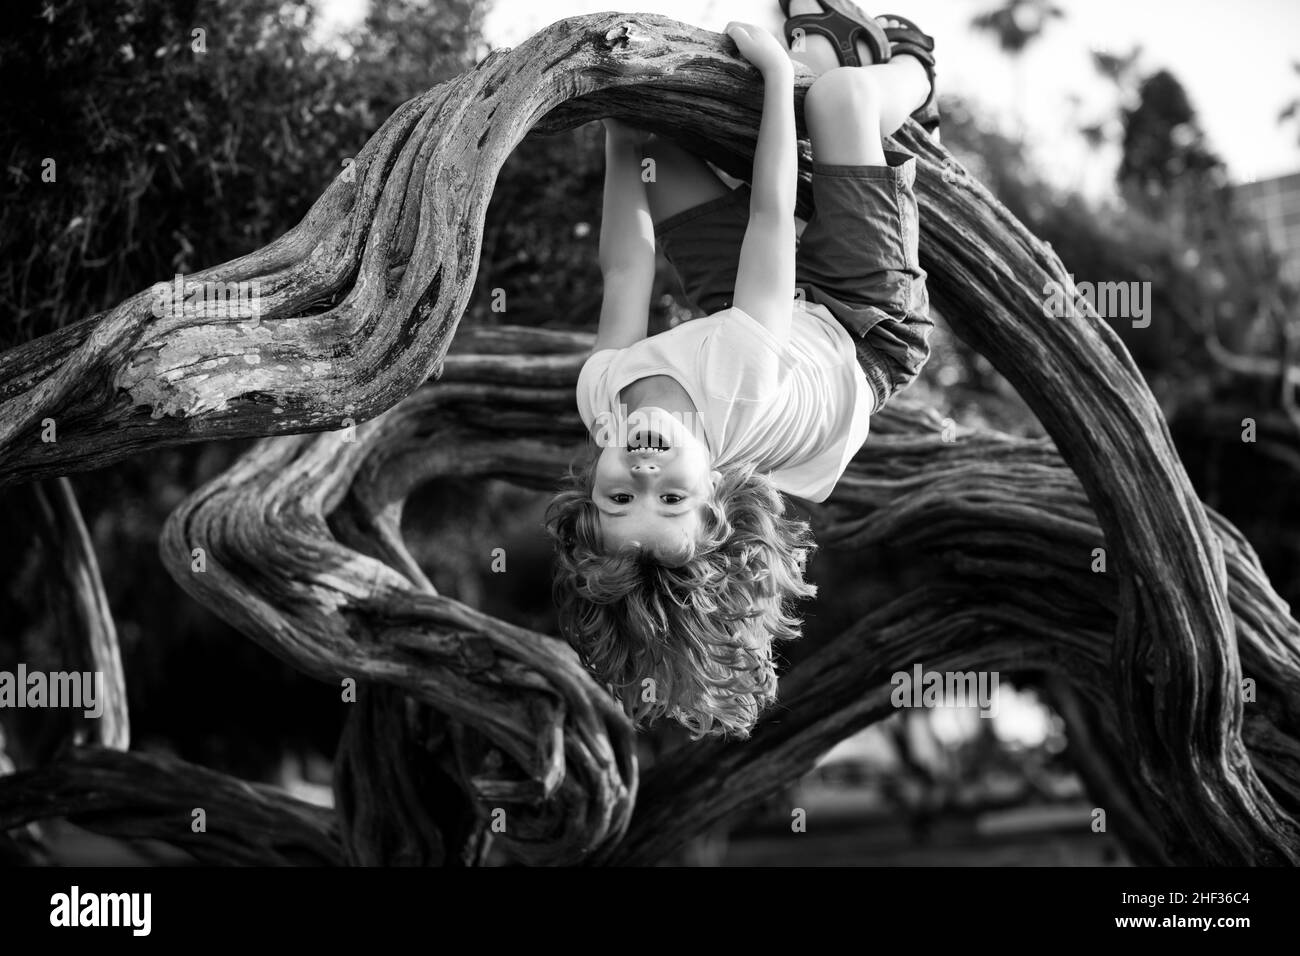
[782,1,890,68]
[877,13,936,69]
[877,13,939,137]
[780,4,941,139]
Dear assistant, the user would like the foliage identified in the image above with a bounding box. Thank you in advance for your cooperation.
[0,0,484,351]
[1280,61,1300,143]
[1119,69,1227,209]
[970,0,1064,56]
[0,0,487,777]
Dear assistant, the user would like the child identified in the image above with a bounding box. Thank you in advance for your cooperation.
[547,1,937,739]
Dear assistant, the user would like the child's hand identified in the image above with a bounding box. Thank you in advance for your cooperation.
[725,22,793,80]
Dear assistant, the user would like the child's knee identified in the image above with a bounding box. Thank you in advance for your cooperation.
[806,66,881,120]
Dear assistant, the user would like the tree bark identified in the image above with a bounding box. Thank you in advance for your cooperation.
[1,477,129,759]
[30,478,130,751]
[1,13,1296,864]
[4,329,1299,863]
[0,748,340,865]
[156,330,1300,865]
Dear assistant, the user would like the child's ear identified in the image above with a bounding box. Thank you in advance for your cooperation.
[711,469,723,486]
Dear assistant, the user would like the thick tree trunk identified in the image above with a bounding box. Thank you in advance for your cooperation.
[1,14,1297,864]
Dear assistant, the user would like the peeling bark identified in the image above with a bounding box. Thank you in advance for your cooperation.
[0,15,778,484]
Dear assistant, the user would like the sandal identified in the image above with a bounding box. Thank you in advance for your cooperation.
[780,2,940,141]
[878,13,940,139]
[779,0,889,68]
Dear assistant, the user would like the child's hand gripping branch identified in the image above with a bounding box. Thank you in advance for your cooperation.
[548,2,939,740]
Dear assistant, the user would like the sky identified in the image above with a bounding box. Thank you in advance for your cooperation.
[319,0,1300,197]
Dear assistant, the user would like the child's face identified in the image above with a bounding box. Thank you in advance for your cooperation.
[592,409,719,558]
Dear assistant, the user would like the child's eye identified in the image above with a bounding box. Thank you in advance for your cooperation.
[660,494,683,504]
[611,493,632,504]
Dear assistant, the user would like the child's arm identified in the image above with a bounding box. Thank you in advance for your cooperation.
[594,119,655,352]
[727,23,797,343]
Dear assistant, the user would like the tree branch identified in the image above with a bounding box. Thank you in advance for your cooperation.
[1,12,1294,864]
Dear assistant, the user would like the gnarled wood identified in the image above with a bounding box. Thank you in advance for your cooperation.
[1,477,128,759]
[5,338,1299,862]
[31,478,130,751]
[0,747,340,865]
[154,329,1300,865]
[1,13,1297,865]
[0,16,772,485]
[156,352,637,864]
[611,400,1300,864]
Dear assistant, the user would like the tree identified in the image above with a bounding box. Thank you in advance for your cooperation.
[1,13,1298,866]
[0,0,484,351]
[1078,44,1142,149]
[971,0,1065,135]
[970,0,1064,56]
[1119,69,1226,210]
[1279,61,1300,144]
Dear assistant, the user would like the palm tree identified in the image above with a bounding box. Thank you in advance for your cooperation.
[971,0,1066,54]
[1280,61,1300,144]
[1080,44,1143,151]
[971,0,1066,138]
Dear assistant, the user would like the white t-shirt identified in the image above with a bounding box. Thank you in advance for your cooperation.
[576,304,873,503]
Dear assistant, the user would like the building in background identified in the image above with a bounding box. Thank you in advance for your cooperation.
[1235,170,1300,286]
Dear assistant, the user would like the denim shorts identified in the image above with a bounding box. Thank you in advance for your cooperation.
[653,150,933,410]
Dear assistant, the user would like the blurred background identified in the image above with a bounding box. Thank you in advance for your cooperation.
[1,0,1297,865]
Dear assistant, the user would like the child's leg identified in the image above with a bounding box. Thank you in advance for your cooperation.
[788,0,930,153]
[804,62,928,165]
[642,135,731,225]
[784,4,935,411]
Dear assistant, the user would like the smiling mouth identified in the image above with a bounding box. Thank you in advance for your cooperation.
[627,429,670,451]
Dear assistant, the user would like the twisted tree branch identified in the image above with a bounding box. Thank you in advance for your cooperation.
[0,748,340,865]
[1,13,1295,865]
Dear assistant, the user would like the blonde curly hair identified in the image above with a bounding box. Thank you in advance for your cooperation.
[546,451,817,739]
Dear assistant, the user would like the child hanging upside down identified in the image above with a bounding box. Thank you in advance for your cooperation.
[547,0,938,738]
